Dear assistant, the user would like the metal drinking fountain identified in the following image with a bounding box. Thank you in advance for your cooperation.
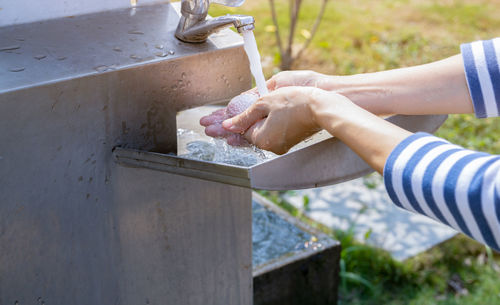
[0,0,446,304]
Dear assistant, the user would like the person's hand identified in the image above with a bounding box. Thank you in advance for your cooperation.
[221,86,346,155]
[199,71,334,145]
[199,93,259,146]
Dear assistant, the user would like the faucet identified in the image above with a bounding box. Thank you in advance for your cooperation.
[175,0,255,43]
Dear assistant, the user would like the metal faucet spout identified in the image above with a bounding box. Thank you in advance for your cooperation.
[175,0,254,43]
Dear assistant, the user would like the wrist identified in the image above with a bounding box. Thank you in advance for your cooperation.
[309,89,358,134]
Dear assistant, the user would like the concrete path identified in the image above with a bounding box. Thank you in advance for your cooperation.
[284,174,457,260]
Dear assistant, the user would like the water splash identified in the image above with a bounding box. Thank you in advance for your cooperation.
[33,54,46,60]
[177,128,274,167]
[242,31,268,96]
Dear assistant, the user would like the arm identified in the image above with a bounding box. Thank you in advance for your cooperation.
[224,87,500,251]
[327,55,474,116]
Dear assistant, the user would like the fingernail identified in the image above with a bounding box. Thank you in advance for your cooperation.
[222,119,235,130]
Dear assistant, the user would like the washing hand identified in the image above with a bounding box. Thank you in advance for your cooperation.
[199,71,334,146]
[199,92,259,146]
[221,87,328,154]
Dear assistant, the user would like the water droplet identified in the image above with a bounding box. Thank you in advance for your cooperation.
[155,52,168,57]
[0,45,20,51]
[94,65,108,72]
[129,38,137,42]
[57,56,67,61]
[113,46,122,52]
[155,44,164,50]
[187,81,192,87]
[128,30,144,35]
[33,54,46,60]
[9,67,25,72]
[168,50,175,55]
[16,37,25,41]
[181,72,187,79]
[130,54,140,60]
[239,76,245,82]
[171,85,178,91]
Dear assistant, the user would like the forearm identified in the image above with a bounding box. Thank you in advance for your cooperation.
[311,91,412,174]
[322,55,474,116]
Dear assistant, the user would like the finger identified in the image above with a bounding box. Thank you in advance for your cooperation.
[200,108,226,126]
[244,117,288,155]
[242,119,266,146]
[204,124,233,138]
[222,101,269,133]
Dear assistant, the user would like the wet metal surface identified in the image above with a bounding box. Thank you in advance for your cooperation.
[0,2,252,304]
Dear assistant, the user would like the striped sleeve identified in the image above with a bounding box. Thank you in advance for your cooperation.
[384,132,500,251]
[461,38,500,118]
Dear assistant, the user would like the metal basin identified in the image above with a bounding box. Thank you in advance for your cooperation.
[115,106,447,190]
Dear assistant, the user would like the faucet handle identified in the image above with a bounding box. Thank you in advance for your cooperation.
[210,0,245,7]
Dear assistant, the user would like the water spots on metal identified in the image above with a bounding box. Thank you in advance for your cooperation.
[94,65,108,73]
[130,54,141,60]
[113,46,122,52]
[57,56,67,61]
[78,176,83,182]
[155,52,168,58]
[155,44,164,50]
[168,50,175,55]
[9,67,25,72]
[122,121,130,134]
[128,30,144,35]
[0,45,20,51]
[34,54,46,60]
[15,37,25,41]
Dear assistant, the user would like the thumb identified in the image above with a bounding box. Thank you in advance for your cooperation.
[222,102,269,134]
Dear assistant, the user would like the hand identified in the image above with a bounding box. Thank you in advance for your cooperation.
[199,93,259,146]
[199,71,333,146]
[223,86,412,174]
[222,86,337,155]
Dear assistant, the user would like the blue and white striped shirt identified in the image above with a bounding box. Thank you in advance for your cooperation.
[384,38,500,251]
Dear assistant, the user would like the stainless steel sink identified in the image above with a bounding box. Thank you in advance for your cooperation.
[0,2,253,304]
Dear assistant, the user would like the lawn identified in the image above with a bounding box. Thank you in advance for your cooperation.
[212,0,500,304]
